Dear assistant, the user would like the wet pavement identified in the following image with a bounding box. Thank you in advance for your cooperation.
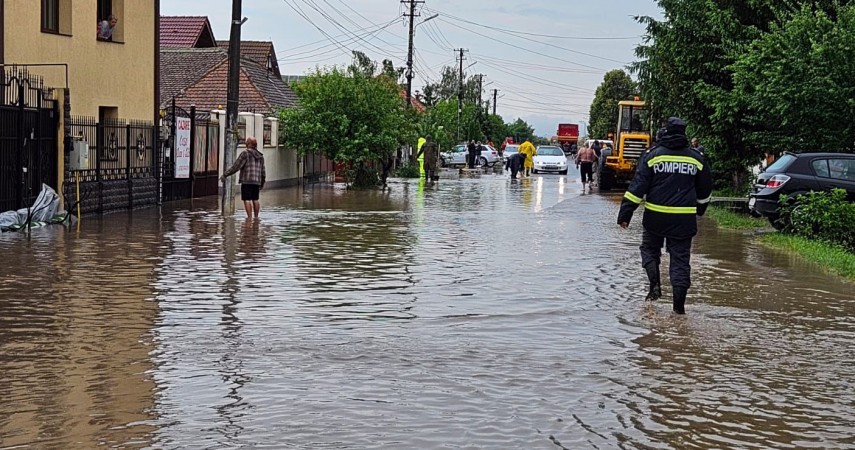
[1,167,854,449]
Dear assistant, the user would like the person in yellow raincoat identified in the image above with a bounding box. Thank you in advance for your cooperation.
[518,140,536,177]
[417,137,427,177]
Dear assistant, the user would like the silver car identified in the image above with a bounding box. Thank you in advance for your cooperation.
[441,144,501,167]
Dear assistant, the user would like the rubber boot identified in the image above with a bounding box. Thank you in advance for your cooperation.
[673,287,687,315]
[643,263,661,301]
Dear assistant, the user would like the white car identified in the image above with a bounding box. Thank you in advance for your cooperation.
[441,144,501,167]
[533,146,569,174]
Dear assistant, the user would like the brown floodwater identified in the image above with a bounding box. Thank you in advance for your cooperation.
[1,170,853,449]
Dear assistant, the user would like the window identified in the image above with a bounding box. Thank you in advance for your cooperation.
[812,159,830,178]
[237,117,247,141]
[828,158,855,182]
[42,0,59,33]
[263,121,272,146]
[96,0,123,42]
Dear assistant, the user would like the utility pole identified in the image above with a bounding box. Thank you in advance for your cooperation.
[457,48,465,142]
[476,74,484,115]
[402,0,424,110]
[223,0,243,216]
[492,89,498,116]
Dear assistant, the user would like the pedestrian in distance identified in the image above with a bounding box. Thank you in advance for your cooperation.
[691,137,706,157]
[617,117,713,315]
[417,134,439,182]
[505,152,527,179]
[221,136,267,219]
[518,139,536,177]
[467,140,478,169]
[475,141,485,168]
[575,144,598,190]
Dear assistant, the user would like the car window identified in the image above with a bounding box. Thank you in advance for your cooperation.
[766,154,796,173]
[829,158,855,182]
[454,146,465,153]
[537,148,564,156]
[812,159,830,178]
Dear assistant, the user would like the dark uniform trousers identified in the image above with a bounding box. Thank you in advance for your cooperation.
[640,229,692,289]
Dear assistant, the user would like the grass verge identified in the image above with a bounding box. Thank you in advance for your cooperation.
[705,206,768,230]
[761,233,855,280]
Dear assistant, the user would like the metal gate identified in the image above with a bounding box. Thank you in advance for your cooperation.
[192,109,220,198]
[0,69,58,212]
[161,101,192,202]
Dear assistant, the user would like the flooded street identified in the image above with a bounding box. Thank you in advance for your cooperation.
[1,168,854,449]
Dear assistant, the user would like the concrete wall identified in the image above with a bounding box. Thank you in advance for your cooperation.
[3,0,156,121]
[211,110,302,190]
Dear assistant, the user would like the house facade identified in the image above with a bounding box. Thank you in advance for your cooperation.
[1,0,161,214]
[1,0,159,121]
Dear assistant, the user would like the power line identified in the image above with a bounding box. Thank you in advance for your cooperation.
[478,59,593,94]
[424,6,640,41]
[278,19,400,61]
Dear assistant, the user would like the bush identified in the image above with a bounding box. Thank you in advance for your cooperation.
[394,162,421,178]
[778,188,855,252]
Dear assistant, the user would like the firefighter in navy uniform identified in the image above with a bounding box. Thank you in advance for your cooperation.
[617,118,713,314]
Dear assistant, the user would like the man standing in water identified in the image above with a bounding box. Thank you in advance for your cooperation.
[417,134,439,182]
[221,137,267,219]
[617,118,712,314]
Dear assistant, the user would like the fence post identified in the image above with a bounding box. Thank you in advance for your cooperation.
[126,122,132,209]
[190,105,196,199]
[95,118,103,213]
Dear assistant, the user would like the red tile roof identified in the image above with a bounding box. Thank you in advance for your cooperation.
[160,16,217,48]
[160,48,296,114]
[217,40,282,78]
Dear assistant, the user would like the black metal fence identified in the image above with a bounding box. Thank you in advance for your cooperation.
[303,151,335,183]
[161,102,221,201]
[0,69,59,213]
[65,116,158,214]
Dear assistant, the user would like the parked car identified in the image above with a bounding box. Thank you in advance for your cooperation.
[532,145,569,175]
[441,144,501,167]
[502,144,520,161]
[748,152,855,228]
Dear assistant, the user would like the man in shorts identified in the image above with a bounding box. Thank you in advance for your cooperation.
[221,136,267,219]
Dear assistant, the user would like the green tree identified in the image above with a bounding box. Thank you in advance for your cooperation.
[279,57,416,188]
[505,118,536,143]
[422,66,483,105]
[420,99,481,151]
[588,70,637,139]
[733,5,855,153]
[632,0,855,191]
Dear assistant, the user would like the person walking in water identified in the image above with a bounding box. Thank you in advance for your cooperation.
[417,134,439,182]
[617,118,712,314]
[221,136,267,219]
[518,139,536,177]
[575,143,598,190]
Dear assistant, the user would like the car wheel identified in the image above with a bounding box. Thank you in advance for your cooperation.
[559,169,568,175]
[769,216,785,230]
[478,156,488,167]
[440,157,447,167]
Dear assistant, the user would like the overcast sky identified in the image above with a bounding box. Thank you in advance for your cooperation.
[163,0,662,137]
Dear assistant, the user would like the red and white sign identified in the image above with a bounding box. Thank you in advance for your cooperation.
[175,117,191,178]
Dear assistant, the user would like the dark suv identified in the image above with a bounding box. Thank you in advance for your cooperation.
[748,152,855,227]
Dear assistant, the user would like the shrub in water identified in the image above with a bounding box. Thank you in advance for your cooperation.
[394,163,421,179]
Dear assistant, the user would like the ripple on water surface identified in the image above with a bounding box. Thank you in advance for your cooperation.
[1,175,854,449]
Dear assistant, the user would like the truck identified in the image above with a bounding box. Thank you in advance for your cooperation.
[598,99,652,191]
[556,123,579,154]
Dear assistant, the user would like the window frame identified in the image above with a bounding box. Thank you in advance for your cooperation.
[41,0,60,34]
[827,158,855,182]
[811,158,830,178]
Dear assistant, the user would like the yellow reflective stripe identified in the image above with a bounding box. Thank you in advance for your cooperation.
[624,191,643,204]
[644,202,697,214]
[647,155,704,171]
[697,196,712,204]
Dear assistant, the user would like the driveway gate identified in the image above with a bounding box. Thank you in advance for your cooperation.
[0,69,58,212]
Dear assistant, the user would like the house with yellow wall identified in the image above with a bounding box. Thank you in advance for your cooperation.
[1,0,161,213]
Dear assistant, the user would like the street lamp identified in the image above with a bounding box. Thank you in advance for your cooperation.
[417,13,439,29]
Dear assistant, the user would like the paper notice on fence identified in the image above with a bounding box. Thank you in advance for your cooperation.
[175,117,191,178]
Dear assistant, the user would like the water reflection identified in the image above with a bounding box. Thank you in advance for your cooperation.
[1,172,854,448]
